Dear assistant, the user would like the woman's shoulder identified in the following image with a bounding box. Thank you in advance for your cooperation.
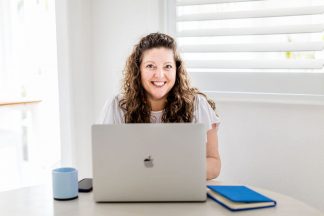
[110,94,125,111]
[107,94,125,107]
[99,94,125,124]
[195,93,206,100]
[194,93,211,108]
[193,93,220,128]
[112,94,122,103]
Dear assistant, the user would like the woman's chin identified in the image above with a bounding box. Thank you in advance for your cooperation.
[148,93,168,102]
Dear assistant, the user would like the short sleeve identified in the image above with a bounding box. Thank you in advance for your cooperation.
[96,95,125,124]
[194,94,220,131]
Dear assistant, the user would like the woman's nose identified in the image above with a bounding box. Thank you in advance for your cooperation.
[154,67,164,78]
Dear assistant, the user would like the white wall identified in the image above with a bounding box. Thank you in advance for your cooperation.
[55,0,93,177]
[216,101,324,211]
[55,0,324,212]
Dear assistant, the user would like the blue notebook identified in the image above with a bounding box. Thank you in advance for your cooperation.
[207,185,277,211]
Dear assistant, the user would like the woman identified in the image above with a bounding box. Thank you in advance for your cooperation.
[100,33,221,180]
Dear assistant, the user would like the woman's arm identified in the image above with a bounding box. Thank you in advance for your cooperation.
[206,123,221,180]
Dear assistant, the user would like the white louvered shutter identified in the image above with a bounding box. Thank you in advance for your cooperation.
[167,0,324,103]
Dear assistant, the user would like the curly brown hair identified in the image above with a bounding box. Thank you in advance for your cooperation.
[119,32,216,123]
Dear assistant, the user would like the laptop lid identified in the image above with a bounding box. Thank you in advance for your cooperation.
[91,123,206,202]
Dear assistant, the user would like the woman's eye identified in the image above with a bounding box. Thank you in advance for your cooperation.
[146,64,154,69]
[165,65,173,69]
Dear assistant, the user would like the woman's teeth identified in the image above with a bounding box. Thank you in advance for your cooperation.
[152,81,166,87]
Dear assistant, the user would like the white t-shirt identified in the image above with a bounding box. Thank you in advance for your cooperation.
[98,94,220,131]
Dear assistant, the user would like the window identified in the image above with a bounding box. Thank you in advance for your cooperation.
[166,0,324,103]
[0,0,60,191]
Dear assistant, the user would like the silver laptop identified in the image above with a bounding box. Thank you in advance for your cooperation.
[91,123,206,202]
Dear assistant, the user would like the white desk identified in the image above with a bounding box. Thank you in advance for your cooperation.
[0,180,322,216]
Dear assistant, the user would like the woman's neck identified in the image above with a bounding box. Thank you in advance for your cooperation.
[149,98,166,111]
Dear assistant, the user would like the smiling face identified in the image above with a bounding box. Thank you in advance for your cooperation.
[140,47,176,111]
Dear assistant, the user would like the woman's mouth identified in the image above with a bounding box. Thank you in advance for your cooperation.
[151,81,166,87]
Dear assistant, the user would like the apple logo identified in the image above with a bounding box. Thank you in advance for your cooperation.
[144,155,154,168]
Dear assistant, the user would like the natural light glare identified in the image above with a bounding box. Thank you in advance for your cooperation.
[0,0,60,191]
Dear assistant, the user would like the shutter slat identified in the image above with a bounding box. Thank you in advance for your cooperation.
[179,42,324,52]
[177,0,264,6]
[177,6,324,21]
[177,24,324,36]
[186,59,324,69]
[205,91,324,104]
[188,72,324,94]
